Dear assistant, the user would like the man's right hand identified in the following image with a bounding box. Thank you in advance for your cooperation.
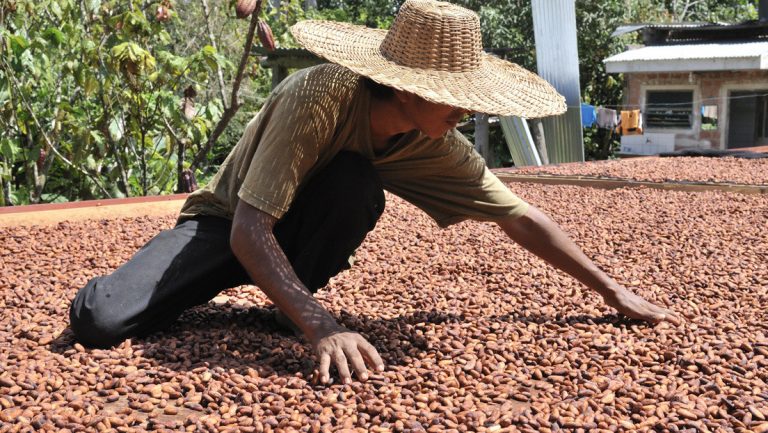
[230,202,385,385]
[311,325,385,385]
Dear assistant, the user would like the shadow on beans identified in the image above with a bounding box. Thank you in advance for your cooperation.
[48,300,650,385]
[48,303,465,380]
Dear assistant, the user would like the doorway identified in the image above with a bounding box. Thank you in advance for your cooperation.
[728,90,768,149]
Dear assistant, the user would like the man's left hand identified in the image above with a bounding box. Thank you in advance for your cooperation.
[601,286,681,325]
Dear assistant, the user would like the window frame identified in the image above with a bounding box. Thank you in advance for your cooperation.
[640,84,699,134]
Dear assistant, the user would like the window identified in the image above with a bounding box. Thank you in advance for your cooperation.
[645,90,694,129]
[701,104,718,131]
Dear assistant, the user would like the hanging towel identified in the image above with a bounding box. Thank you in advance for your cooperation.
[703,105,718,119]
[581,103,596,128]
[596,107,618,129]
[616,109,643,135]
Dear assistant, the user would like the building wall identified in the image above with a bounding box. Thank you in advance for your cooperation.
[625,70,768,149]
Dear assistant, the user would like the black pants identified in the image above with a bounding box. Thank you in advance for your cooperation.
[69,152,385,348]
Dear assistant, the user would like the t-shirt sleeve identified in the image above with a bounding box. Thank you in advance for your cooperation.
[236,71,346,219]
[381,130,529,228]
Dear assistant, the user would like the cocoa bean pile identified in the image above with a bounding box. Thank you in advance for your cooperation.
[1,183,767,433]
[508,157,768,185]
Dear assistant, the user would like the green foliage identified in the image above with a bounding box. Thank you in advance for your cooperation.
[627,0,758,22]
[0,0,761,205]
[315,0,400,28]
[0,0,270,204]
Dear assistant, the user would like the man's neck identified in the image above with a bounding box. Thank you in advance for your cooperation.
[369,95,415,153]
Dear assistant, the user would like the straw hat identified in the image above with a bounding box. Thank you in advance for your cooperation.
[290,0,566,118]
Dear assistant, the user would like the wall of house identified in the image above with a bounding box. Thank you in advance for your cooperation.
[625,70,768,150]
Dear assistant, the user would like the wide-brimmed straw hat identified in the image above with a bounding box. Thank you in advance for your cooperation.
[290,0,566,118]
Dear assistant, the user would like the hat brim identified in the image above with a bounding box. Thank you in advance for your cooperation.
[291,20,567,118]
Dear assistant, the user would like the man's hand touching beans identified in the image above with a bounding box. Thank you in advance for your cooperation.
[602,285,681,325]
[310,325,384,384]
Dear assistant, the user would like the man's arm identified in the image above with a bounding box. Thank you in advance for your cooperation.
[230,200,385,384]
[498,205,679,324]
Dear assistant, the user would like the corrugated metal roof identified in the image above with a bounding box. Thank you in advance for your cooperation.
[606,41,768,62]
[611,23,714,37]
[636,22,714,28]
[611,22,768,45]
[605,41,768,72]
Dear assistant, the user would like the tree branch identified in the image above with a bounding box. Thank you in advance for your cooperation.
[201,0,229,108]
[190,11,260,170]
[162,115,187,193]
[0,58,112,198]
[35,78,64,202]
[680,0,705,21]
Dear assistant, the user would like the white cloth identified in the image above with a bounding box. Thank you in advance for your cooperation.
[596,107,618,129]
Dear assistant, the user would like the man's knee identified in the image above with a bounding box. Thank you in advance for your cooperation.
[69,277,129,348]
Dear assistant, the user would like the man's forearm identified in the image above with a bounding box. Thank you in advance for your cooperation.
[498,205,619,296]
[230,204,339,342]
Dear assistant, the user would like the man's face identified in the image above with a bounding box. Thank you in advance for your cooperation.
[396,91,471,139]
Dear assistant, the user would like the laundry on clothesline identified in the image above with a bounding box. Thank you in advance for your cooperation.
[702,105,718,118]
[596,107,618,129]
[581,103,596,128]
[616,109,643,136]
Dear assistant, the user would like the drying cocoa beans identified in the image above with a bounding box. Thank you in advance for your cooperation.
[1,163,767,432]
[509,156,768,185]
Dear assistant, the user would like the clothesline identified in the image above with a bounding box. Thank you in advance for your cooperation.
[571,92,768,110]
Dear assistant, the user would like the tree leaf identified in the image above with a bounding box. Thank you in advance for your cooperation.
[9,35,29,54]
[50,1,63,19]
[85,0,101,14]
[91,130,106,155]
[42,28,65,46]
[108,118,123,141]
[16,119,27,135]
[201,45,217,57]
[0,138,19,160]
[86,154,98,171]
[84,75,99,96]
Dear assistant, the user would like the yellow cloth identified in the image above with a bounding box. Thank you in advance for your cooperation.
[179,64,529,228]
[616,109,643,135]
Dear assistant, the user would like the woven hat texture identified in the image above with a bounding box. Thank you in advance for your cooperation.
[290,0,566,117]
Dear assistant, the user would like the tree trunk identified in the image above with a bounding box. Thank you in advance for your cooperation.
[190,13,261,170]
[22,132,42,204]
[176,138,185,193]
[529,118,549,165]
[599,127,615,160]
[2,179,10,206]
[0,160,5,206]
[474,113,494,167]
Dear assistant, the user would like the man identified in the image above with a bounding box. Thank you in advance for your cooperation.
[70,0,678,385]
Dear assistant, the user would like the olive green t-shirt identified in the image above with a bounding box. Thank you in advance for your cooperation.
[179,64,529,228]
